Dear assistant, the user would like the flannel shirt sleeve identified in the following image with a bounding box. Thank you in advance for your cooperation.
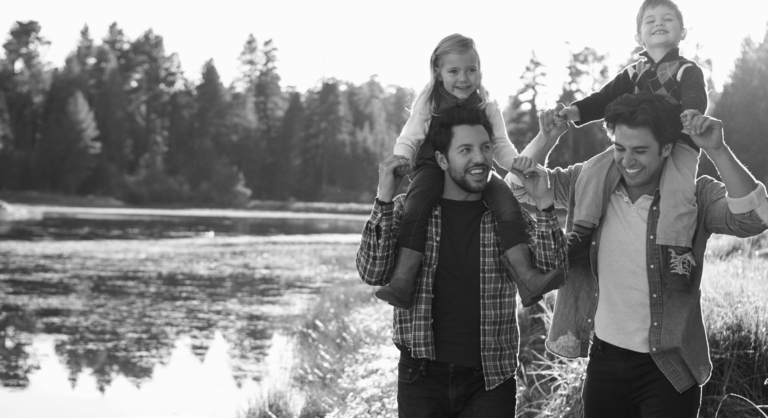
[520,207,569,274]
[356,196,403,286]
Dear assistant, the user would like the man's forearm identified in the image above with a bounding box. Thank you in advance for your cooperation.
[705,144,757,199]
[520,131,558,167]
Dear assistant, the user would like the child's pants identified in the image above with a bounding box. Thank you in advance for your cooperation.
[573,141,699,248]
[397,153,528,253]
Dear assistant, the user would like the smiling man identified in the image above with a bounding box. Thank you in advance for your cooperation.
[510,92,768,417]
[357,105,567,417]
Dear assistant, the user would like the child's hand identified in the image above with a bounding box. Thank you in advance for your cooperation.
[558,105,581,124]
[392,155,412,176]
[680,109,703,135]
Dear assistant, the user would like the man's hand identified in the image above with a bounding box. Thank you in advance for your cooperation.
[680,109,702,135]
[393,154,413,176]
[377,155,411,202]
[539,104,569,145]
[508,156,553,210]
[688,114,725,153]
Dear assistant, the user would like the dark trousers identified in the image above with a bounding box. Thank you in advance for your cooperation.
[397,154,527,252]
[396,348,516,418]
[583,335,701,418]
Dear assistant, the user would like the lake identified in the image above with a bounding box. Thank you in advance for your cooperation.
[0,206,367,418]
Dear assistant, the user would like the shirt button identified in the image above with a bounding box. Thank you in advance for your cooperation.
[654,322,658,326]
[595,293,598,297]
[624,197,629,202]
[650,264,654,269]
[653,348,657,352]
[592,241,596,245]
[653,294,657,298]
[650,235,654,240]
[436,236,440,241]
[587,319,592,323]
[632,207,638,212]
[653,207,657,210]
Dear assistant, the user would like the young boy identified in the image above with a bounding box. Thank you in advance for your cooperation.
[558,0,707,278]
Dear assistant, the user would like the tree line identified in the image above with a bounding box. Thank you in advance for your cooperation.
[0,21,766,206]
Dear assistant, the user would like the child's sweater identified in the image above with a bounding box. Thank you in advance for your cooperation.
[572,47,707,139]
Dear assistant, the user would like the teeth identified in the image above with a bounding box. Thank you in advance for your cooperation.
[625,167,641,173]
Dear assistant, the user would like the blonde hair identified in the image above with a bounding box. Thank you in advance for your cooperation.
[412,33,490,117]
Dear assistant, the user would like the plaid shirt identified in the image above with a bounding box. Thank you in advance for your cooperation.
[356,195,567,390]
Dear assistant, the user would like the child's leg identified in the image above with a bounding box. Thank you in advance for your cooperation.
[397,158,445,252]
[573,147,617,230]
[483,172,528,251]
[376,157,444,309]
[484,173,565,307]
[657,142,699,248]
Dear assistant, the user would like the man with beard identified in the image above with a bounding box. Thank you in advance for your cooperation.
[356,105,567,417]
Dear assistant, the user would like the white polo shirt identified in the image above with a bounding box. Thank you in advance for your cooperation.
[595,184,654,353]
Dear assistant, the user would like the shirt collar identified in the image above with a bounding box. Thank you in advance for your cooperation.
[639,47,681,65]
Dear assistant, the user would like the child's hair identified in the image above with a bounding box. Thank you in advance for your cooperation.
[414,33,490,116]
[603,92,681,154]
[636,0,685,34]
[428,105,493,156]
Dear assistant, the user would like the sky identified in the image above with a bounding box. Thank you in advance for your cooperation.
[2,0,767,106]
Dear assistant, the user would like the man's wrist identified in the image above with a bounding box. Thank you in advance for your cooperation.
[376,196,393,206]
[535,198,554,211]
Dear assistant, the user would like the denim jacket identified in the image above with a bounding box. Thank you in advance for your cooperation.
[529,163,768,393]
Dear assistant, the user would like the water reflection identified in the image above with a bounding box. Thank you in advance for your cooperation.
[0,210,367,240]
[0,211,361,417]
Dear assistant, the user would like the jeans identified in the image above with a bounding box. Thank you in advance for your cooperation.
[582,335,701,418]
[397,348,517,418]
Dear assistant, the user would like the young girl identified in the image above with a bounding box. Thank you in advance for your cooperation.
[374,33,564,309]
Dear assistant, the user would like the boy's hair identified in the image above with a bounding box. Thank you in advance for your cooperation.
[414,33,490,116]
[428,105,493,156]
[603,92,681,154]
[636,0,685,34]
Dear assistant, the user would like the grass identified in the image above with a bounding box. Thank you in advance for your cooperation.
[242,232,768,418]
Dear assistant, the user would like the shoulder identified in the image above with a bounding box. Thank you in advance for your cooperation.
[694,175,725,205]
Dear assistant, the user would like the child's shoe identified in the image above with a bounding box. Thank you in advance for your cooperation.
[502,243,565,307]
[375,247,423,309]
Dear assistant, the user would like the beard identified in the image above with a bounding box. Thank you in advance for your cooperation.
[447,163,489,194]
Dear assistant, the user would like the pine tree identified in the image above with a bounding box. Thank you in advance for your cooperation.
[505,52,548,155]
[549,48,612,169]
[299,79,354,201]
[275,90,304,198]
[80,45,132,194]
[0,21,51,189]
[35,62,100,193]
[708,25,768,184]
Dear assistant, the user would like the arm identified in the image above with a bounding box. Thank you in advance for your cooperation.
[487,99,520,170]
[509,157,569,272]
[356,156,410,286]
[392,94,430,163]
[689,116,768,233]
[568,66,635,126]
[679,63,707,114]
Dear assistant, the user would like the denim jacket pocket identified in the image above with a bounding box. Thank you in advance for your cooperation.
[660,246,696,294]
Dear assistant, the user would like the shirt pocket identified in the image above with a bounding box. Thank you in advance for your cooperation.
[659,246,696,294]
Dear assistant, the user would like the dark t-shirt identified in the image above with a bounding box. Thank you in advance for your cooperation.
[432,198,485,367]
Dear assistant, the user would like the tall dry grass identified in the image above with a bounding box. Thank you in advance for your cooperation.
[242,233,768,418]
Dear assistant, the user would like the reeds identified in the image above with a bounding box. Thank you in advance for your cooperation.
[241,233,768,418]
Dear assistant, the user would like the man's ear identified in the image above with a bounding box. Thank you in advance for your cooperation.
[635,33,643,47]
[436,151,449,170]
[661,143,673,158]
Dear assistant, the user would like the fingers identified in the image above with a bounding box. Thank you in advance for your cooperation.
[510,156,536,177]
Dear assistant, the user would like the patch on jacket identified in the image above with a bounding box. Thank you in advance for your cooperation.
[669,248,696,278]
